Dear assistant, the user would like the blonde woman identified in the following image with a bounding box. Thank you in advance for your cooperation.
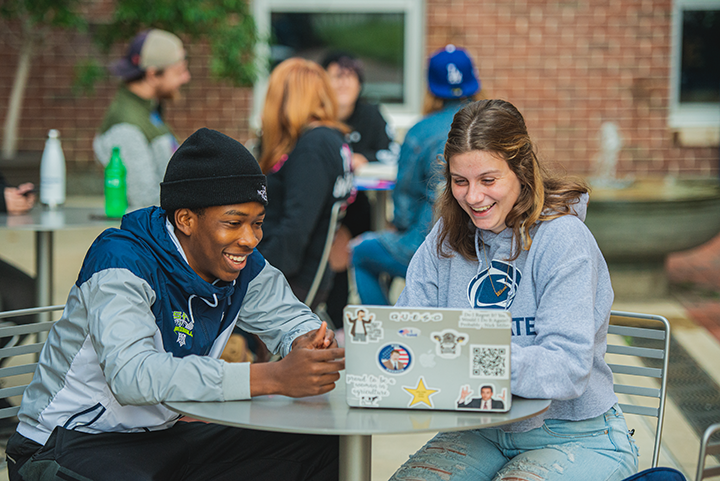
[258,58,353,306]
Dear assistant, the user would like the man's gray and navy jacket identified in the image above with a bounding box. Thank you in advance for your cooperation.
[17,207,321,446]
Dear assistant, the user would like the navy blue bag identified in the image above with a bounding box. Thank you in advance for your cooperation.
[622,467,687,481]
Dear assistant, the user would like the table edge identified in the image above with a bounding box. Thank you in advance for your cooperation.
[163,398,552,437]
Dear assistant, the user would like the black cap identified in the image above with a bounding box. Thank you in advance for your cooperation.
[160,128,267,211]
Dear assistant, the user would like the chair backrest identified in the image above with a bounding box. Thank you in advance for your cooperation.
[696,423,720,481]
[606,310,671,468]
[304,200,345,308]
[0,305,64,420]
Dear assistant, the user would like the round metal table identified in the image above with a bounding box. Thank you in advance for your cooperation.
[165,376,550,481]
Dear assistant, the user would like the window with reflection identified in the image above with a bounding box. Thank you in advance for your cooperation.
[680,9,720,104]
[270,12,405,104]
[669,0,720,133]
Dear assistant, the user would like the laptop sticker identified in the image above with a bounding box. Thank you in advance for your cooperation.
[345,308,384,343]
[459,310,513,330]
[378,343,412,374]
[403,376,440,408]
[456,383,508,411]
[389,310,443,323]
[470,344,510,379]
[430,329,469,359]
[346,374,396,407]
[398,327,421,338]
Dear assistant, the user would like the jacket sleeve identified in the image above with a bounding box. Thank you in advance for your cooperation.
[83,268,252,405]
[381,129,444,262]
[260,135,336,277]
[93,124,166,209]
[510,219,611,401]
[394,222,442,307]
[235,261,323,357]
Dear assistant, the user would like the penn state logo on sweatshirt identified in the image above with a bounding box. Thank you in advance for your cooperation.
[467,260,522,309]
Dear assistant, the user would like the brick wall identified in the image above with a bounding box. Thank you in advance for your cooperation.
[0,19,255,169]
[1,0,718,178]
[426,0,718,177]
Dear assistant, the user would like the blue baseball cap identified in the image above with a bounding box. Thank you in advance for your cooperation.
[427,45,480,99]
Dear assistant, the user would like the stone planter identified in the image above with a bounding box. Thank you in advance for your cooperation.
[584,178,720,298]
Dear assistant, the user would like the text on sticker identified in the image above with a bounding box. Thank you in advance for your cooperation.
[389,311,443,322]
[347,374,396,398]
[458,310,512,329]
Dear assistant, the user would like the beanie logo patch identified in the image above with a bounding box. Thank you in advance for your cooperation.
[447,63,463,85]
[173,310,194,347]
[258,185,268,203]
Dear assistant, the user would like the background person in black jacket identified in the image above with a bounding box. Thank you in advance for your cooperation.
[0,171,36,419]
[0,171,36,319]
[257,58,353,308]
[321,52,399,328]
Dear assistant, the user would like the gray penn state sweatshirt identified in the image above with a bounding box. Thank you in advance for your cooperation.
[397,194,618,432]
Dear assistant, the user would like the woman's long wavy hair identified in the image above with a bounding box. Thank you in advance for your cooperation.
[437,99,589,261]
[258,58,348,173]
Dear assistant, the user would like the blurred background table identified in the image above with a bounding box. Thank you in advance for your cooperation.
[353,163,397,232]
[0,206,118,313]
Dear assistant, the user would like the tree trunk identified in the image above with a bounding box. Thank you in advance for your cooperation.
[2,40,33,160]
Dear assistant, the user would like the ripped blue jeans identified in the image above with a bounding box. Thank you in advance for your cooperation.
[390,404,638,481]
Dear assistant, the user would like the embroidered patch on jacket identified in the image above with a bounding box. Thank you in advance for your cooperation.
[172,311,194,347]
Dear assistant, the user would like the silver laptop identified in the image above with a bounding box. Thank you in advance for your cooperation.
[343,305,512,412]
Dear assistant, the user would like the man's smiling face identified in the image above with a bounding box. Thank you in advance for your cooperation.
[179,202,265,283]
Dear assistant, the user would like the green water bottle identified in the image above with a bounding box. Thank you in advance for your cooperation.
[104,146,128,219]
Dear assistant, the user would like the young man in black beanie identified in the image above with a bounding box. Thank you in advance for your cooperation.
[6,128,343,481]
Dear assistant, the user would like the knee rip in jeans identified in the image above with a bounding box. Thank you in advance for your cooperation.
[423,434,469,458]
[495,442,583,481]
[392,434,469,481]
[495,459,549,481]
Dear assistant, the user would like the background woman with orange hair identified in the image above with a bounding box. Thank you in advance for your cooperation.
[258,58,354,307]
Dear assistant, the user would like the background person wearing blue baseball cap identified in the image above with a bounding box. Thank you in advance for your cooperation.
[351,45,482,305]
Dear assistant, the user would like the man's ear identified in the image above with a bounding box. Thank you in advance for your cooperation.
[145,66,159,81]
[173,208,195,237]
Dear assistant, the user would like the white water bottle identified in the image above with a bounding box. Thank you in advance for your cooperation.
[40,129,66,208]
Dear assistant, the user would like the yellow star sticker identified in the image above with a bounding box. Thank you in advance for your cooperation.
[403,377,439,408]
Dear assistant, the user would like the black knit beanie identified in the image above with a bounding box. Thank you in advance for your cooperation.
[160,128,267,211]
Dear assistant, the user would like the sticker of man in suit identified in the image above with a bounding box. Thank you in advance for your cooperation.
[382,349,405,371]
[378,344,411,374]
[456,384,505,410]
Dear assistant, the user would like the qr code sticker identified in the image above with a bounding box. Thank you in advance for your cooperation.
[470,344,509,379]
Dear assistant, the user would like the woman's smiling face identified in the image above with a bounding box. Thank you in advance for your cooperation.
[449,150,521,234]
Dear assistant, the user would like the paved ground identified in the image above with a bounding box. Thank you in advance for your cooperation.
[1,197,719,480]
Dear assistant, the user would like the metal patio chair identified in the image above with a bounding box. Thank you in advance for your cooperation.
[606,310,671,468]
[0,304,64,421]
[696,422,720,480]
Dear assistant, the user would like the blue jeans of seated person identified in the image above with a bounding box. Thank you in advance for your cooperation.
[352,234,408,305]
[390,404,638,481]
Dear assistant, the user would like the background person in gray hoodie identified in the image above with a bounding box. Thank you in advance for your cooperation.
[389,99,638,481]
